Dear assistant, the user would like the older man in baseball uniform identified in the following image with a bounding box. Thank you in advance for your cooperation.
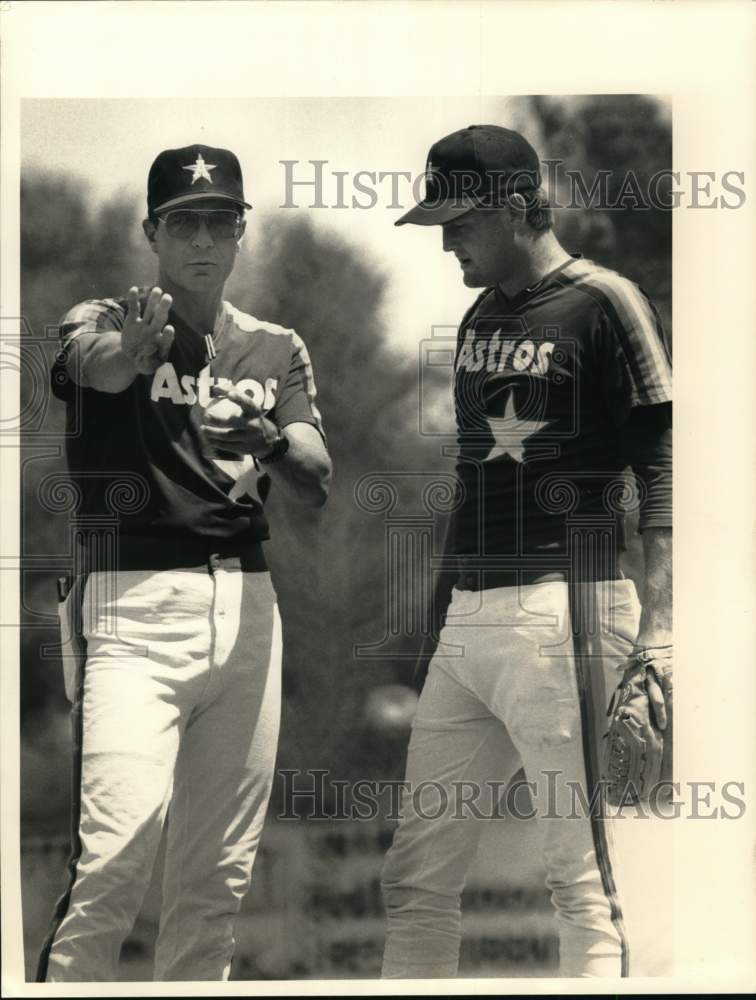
[381,126,672,978]
[37,144,331,982]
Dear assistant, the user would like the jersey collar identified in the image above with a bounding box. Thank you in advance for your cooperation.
[495,253,582,309]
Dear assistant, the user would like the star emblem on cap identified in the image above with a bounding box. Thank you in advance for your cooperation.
[485,388,549,463]
[183,154,217,185]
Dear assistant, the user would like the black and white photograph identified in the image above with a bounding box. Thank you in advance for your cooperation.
[1,2,754,995]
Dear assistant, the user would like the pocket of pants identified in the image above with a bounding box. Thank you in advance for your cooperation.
[602,579,641,657]
[84,569,211,641]
[503,659,581,750]
[483,586,581,750]
[58,577,87,702]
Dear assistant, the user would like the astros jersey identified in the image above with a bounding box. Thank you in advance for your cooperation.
[52,289,324,552]
[451,256,672,566]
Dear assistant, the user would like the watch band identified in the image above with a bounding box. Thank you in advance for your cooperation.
[258,430,290,465]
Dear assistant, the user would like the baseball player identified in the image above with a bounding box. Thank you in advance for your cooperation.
[36,144,331,982]
[381,125,672,978]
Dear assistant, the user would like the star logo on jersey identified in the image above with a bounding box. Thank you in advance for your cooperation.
[182,154,217,185]
[484,387,550,463]
[212,453,264,502]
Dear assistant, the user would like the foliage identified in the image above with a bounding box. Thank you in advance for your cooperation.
[527,94,672,333]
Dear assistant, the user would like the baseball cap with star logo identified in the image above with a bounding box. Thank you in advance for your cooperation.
[396,125,542,226]
[147,144,252,214]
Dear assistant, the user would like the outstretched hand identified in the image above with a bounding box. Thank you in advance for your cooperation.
[121,286,175,374]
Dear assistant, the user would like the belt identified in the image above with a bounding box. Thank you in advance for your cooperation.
[455,569,566,591]
[77,534,268,573]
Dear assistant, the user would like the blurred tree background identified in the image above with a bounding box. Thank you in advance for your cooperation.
[20,95,671,838]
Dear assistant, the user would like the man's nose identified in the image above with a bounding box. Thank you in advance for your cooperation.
[192,218,215,248]
[441,228,455,252]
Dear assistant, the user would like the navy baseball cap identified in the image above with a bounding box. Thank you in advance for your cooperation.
[148,144,252,214]
[396,125,542,226]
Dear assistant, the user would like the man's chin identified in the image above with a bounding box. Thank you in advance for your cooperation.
[461,269,486,288]
[178,271,227,293]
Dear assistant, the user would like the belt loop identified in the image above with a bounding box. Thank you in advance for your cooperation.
[208,552,221,575]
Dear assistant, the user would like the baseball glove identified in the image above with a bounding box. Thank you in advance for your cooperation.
[602,645,673,806]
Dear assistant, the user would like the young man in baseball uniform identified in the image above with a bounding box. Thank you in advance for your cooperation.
[37,144,331,982]
[381,126,672,978]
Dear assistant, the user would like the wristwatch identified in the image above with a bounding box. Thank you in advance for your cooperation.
[258,430,290,465]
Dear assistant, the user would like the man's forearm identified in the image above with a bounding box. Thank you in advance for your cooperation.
[265,432,331,508]
[637,526,672,646]
[67,332,139,393]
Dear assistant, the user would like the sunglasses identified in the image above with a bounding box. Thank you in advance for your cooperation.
[157,209,243,240]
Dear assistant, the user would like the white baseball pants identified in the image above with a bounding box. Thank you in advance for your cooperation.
[38,557,282,982]
[381,578,641,979]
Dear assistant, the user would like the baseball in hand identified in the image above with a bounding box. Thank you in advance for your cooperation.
[204,397,244,422]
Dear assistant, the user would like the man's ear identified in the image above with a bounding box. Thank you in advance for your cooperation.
[236,218,247,252]
[505,194,528,230]
[142,218,159,255]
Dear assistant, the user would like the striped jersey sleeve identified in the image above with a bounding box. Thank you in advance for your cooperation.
[569,260,672,412]
[52,297,127,401]
[271,330,326,440]
[58,298,126,348]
